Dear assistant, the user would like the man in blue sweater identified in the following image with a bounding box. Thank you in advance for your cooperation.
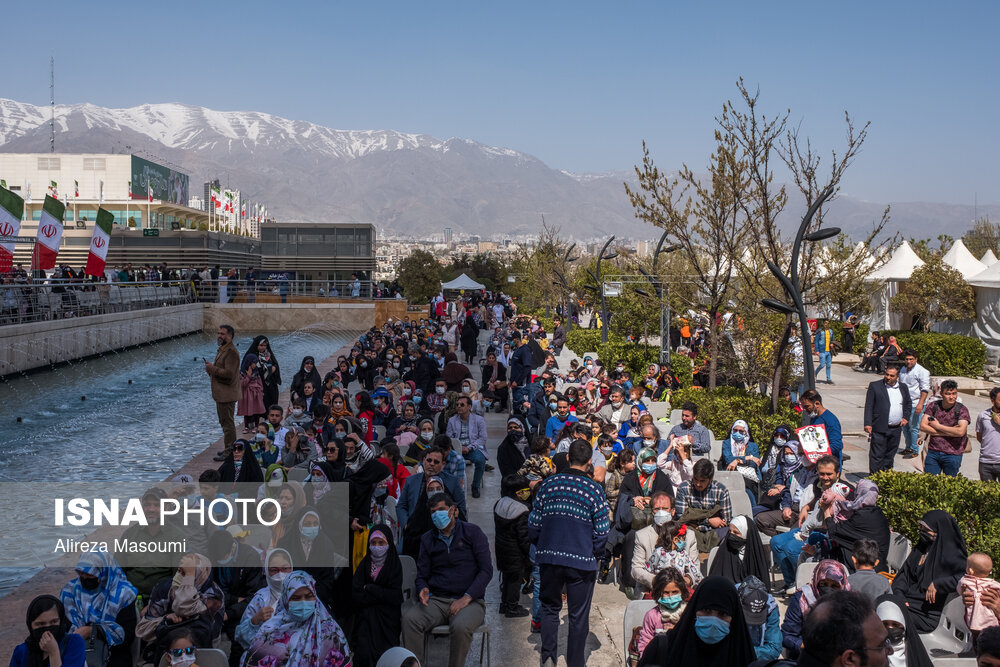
[529,439,610,667]
[403,493,493,667]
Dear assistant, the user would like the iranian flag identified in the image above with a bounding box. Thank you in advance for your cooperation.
[148,181,154,202]
[84,208,114,276]
[33,195,65,270]
[74,180,79,198]
[49,180,58,198]
[0,184,24,272]
[127,180,132,199]
[212,186,221,208]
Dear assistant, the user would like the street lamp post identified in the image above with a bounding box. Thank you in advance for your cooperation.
[638,230,681,365]
[762,186,838,393]
[596,236,617,343]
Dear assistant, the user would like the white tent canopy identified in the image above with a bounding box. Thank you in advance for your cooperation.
[982,249,999,266]
[941,239,987,279]
[441,273,485,291]
[868,241,925,281]
[868,241,926,331]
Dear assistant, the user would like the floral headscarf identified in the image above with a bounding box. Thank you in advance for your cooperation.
[247,570,351,667]
[799,559,851,614]
[834,479,878,523]
[59,551,137,646]
[730,419,750,457]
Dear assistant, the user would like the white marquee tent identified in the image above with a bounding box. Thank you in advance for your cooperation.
[868,241,924,331]
[982,249,999,266]
[969,261,1000,364]
[441,273,485,291]
[941,239,987,279]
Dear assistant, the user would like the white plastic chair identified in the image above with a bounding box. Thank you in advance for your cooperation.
[795,561,819,589]
[886,531,912,573]
[714,471,746,494]
[919,596,973,658]
[623,599,657,661]
[646,402,670,420]
[424,623,491,666]
[670,409,682,426]
[930,658,978,666]
[400,555,417,606]
[287,466,309,482]
[729,488,753,520]
[706,546,719,574]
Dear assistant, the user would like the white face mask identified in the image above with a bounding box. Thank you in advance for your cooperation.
[462,386,471,394]
[643,438,656,447]
[611,400,623,409]
[171,654,196,667]
[403,388,412,395]
[436,387,445,395]
[652,510,672,526]
[421,432,434,442]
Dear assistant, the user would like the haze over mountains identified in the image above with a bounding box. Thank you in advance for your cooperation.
[0,98,994,241]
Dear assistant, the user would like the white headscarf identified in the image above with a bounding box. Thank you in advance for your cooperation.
[876,600,907,667]
[730,515,749,560]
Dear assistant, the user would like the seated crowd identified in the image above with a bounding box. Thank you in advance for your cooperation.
[12,303,999,667]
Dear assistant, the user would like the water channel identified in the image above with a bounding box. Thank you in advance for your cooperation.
[0,326,357,596]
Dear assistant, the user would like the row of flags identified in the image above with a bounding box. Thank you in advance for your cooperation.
[0,179,148,205]
[209,186,267,223]
[0,182,127,276]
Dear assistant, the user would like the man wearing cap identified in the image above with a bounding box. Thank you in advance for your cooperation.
[372,386,397,427]
[738,575,782,660]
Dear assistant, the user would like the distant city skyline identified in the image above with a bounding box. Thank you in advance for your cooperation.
[1,1,997,207]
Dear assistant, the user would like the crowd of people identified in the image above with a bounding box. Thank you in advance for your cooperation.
[11,291,1000,667]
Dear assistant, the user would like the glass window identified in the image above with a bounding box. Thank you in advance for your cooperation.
[37,157,60,170]
[82,158,106,170]
[336,228,355,256]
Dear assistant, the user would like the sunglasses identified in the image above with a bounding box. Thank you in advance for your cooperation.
[169,648,196,658]
[233,444,245,451]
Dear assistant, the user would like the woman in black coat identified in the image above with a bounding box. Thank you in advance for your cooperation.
[351,524,403,667]
[496,416,529,478]
[460,317,479,363]
[216,439,264,493]
[290,355,322,400]
[245,335,281,410]
[891,509,967,632]
[276,506,340,617]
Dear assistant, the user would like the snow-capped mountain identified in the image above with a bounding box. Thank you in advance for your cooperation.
[0,98,994,239]
[0,98,615,236]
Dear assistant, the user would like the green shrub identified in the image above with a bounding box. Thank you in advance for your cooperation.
[565,328,604,356]
[871,470,1000,566]
[595,339,660,381]
[670,353,693,388]
[827,321,871,354]
[879,330,986,377]
[669,386,800,455]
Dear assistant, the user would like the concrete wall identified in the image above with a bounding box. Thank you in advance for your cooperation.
[0,303,203,376]
[0,301,391,376]
[202,302,375,333]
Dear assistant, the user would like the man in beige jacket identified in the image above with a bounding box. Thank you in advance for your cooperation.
[206,324,240,461]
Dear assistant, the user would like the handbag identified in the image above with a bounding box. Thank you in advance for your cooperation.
[85,635,109,667]
[352,525,371,573]
[630,504,653,531]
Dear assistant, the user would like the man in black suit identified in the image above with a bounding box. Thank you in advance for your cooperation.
[863,365,912,475]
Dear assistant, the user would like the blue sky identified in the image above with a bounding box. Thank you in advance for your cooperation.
[2,1,997,204]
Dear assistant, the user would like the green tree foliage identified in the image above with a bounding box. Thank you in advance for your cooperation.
[889,257,975,332]
[506,220,573,313]
[442,252,508,292]
[962,218,1000,259]
[669,386,800,456]
[812,233,878,319]
[397,249,442,304]
[879,330,986,377]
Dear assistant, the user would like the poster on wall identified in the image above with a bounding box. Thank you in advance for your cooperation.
[130,156,190,205]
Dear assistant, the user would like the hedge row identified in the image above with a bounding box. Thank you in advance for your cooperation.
[871,470,1000,567]
[565,328,603,356]
[669,386,800,455]
[879,330,986,377]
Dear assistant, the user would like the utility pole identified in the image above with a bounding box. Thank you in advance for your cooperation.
[50,57,55,153]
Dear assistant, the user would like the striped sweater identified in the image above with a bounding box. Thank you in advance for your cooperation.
[528,469,610,570]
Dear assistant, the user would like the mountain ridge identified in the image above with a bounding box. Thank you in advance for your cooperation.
[0,98,996,241]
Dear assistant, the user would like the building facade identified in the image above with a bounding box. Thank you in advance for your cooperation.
[260,222,376,282]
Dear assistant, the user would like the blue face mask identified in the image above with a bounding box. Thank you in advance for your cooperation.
[414,395,422,404]
[784,454,798,465]
[641,462,657,475]
[287,599,316,621]
[694,615,731,644]
[658,594,683,610]
[773,437,787,448]
[732,432,746,443]
[301,525,319,540]
[431,509,452,530]
[675,539,686,551]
